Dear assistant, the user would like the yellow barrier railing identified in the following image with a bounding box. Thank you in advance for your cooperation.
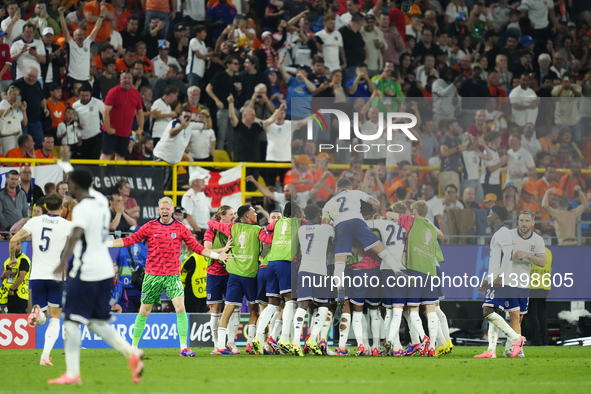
[1,158,589,205]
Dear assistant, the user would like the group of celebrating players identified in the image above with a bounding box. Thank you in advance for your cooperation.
[11,149,546,385]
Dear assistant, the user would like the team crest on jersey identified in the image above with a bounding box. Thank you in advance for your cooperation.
[171,233,177,239]
[530,245,535,253]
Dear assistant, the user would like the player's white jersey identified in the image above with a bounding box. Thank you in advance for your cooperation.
[510,229,546,289]
[366,219,406,270]
[70,189,114,282]
[298,223,334,276]
[488,225,513,280]
[23,214,74,281]
[322,190,372,225]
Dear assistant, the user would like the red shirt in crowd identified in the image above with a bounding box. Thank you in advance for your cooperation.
[0,43,12,81]
[104,85,143,137]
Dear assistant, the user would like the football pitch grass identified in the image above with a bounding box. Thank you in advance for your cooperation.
[1,347,590,394]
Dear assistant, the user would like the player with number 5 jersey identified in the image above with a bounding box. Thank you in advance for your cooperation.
[109,196,232,357]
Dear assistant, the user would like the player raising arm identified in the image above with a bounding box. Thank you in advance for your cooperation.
[108,197,231,357]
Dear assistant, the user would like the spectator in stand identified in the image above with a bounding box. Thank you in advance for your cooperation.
[420,119,438,161]
[480,131,506,201]
[509,73,539,127]
[480,193,497,210]
[378,11,405,68]
[542,186,587,246]
[130,60,150,91]
[558,160,586,200]
[506,132,537,191]
[138,136,155,161]
[502,182,518,211]
[439,119,469,193]
[466,109,489,139]
[360,14,386,78]
[57,107,81,158]
[150,86,180,146]
[494,53,513,92]
[339,12,365,83]
[108,193,136,232]
[370,61,402,113]
[46,84,65,131]
[10,23,46,83]
[415,54,438,88]
[93,43,115,72]
[186,25,209,88]
[539,126,559,156]
[39,27,62,90]
[58,6,103,87]
[26,2,61,38]
[238,56,272,108]
[18,165,43,207]
[422,182,446,237]
[182,172,213,233]
[552,144,572,169]
[152,64,187,103]
[387,160,411,202]
[246,173,325,213]
[346,65,375,97]
[413,27,440,64]
[432,67,463,128]
[115,47,136,72]
[0,170,28,230]
[0,29,12,93]
[188,111,216,162]
[134,41,154,77]
[556,127,584,161]
[34,134,54,163]
[6,134,35,166]
[84,0,116,56]
[291,154,315,193]
[101,71,144,161]
[152,40,181,79]
[2,1,26,47]
[312,152,336,203]
[115,178,140,220]
[487,71,507,100]
[143,0,175,40]
[462,187,479,209]
[206,56,240,150]
[153,108,211,165]
[0,86,27,155]
[518,181,542,214]
[521,122,542,159]
[537,53,558,86]
[120,14,141,50]
[56,180,76,221]
[443,184,464,210]
[181,86,207,119]
[73,83,104,159]
[462,135,492,204]
[552,74,583,141]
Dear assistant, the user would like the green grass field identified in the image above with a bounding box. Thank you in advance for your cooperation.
[1,347,590,394]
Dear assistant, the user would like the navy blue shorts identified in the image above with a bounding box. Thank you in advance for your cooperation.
[206,274,228,304]
[482,286,510,310]
[30,279,64,311]
[62,276,114,324]
[349,268,381,307]
[334,219,381,257]
[266,260,292,297]
[256,266,269,304]
[381,269,406,307]
[505,287,530,314]
[226,274,257,305]
[405,271,438,306]
[102,132,130,157]
[297,271,330,303]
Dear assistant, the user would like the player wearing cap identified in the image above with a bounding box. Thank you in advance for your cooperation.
[108,197,231,357]
[152,39,182,79]
[476,205,525,359]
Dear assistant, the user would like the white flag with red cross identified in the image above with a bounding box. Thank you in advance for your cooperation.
[188,164,243,210]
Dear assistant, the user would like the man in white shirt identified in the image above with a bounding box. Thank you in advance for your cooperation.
[337,0,358,29]
[421,182,446,240]
[72,83,104,159]
[151,40,181,79]
[415,54,439,88]
[509,73,539,127]
[150,86,179,144]
[188,111,216,161]
[186,25,209,89]
[506,133,536,192]
[315,14,345,73]
[1,2,26,46]
[58,6,102,85]
[520,122,542,159]
[480,131,507,200]
[10,23,46,82]
[518,0,555,42]
[181,171,213,232]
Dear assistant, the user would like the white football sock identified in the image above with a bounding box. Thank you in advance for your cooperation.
[271,319,282,340]
[384,308,393,342]
[361,313,369,347]
[311,307,328,342]
[41,318,60,360]
[64,321,81,378]
[308,308,319,339]
[378,249,404,271]
[485,312,520,342]
[247,324,255,345]
[409,311,426,340]
[388,308,403,351]
[426,312,439,350]
[403,309,419,344]
[352,311,365,347]
[488,321,498,353]
[436,321,446,348]
[339,313,351,349]
[369,309,381,348]
[292,308,307,345]
[256,305,278,340]
[227,310,240,344]
[378,312,385,341]
[88,321,133,358]
[281,301,297,341]
[436,306,451,341]
[217,327,227,349]
[269,310,280,333]
[210,313,220,345]
[320,310,333,342]
[38,311,47,326]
